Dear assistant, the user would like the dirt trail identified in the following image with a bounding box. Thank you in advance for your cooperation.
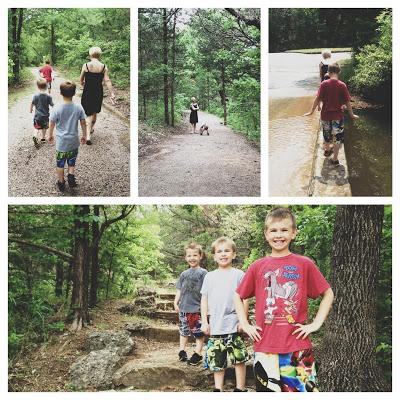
[8,68,130,197]
[139,111,260,197]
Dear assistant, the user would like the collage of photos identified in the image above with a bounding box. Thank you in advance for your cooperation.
[6,2,393,397]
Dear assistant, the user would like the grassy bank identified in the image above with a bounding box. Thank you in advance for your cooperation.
[285,47,352,54]
[8,68,35,108]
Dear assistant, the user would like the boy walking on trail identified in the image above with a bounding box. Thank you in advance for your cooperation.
[39,60,54,94]
[174,242,207,366]
[48,81,87,192]
[304,62,359,166]
[30,78,54,148]
[201,237,250,392]
[234,208,334,392]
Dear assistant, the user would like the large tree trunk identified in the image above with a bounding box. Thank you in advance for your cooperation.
[70,205,90,331]
[89,205,100,308]
[318,205,388,391]
[50,21,56,63]
[162,8,169,125]
[220,63,227,125]
[55,263,63,297]
[170,11,177,127]
[11,8,23,83]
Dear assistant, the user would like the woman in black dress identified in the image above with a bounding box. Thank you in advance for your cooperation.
[189,97,199,134]
[80,46,116,145]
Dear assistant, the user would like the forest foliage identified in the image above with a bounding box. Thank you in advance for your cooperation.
[8,8,130,89]
[139,8,260,141]
[8,204,391,384]
[269,8,392,105]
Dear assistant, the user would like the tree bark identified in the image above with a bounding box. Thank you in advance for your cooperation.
[50,21,56,63]
[89,205,100,308]
[220,63,227,125]
[163,8,169,125]
[55,263,63,297]
[170,10,177,127]
[318,205,388,391]
[11,8,23,82]
[70,205,90,331]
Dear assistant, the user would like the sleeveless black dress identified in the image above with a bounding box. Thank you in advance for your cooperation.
[190,103,198,123]
[81,63,106,116]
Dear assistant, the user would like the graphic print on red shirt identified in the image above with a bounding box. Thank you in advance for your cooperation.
[236,253,330,354]
[317,78,351,121]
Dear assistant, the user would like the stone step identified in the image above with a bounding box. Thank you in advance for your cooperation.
[113,347,254,391]
[154,310,179,323]
[157,292,175,301]
[126,324,179,343]
[156,299,174,311]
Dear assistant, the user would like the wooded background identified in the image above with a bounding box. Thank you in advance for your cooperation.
[139,8,260,141]
[8,8,130,89]
[269,8,392,105]
[8,205,391,391]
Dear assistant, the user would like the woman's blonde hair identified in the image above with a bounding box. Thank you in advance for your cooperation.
[191,97,196,102]
[89,46,102,58]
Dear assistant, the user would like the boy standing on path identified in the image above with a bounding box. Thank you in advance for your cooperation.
[48,81,87,192]
[304,62,359,166]
[39,60,54,94]
[30,78,53,148]
[174,243,207,365]
[234,208,334,392]
[201,237,250,392]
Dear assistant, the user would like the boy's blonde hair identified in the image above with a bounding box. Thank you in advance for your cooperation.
[265,207,296,230]
[37,78,47,90]
[184,242,203,257]
[211,237,237,254]
[322,49,332,59]
[89,46,102,58]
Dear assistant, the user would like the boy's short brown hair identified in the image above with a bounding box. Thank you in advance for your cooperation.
[265,207,297,230]
[328,62,341,75]
[184,242,203,257]
[37,78,47,90]
[60,80,76,98]
[45,60,51,64]
[211,237,237,254]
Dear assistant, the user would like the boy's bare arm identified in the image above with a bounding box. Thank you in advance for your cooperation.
[292,287,334,340]
[200,295,210,335]
[234,293,262,341]
[48,121,55,144]
[303,96,320,116]
[29,103,33,113]
[345,100,359,119]
[80,119,87,144]
[173,290,181,312]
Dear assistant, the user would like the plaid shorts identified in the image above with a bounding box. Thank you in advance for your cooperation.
[178,312,203,338]
[33,117,49,130]
[254,349,318,392]
[56,148,78,168]
[321,119,345,144]
[205,333,250,371]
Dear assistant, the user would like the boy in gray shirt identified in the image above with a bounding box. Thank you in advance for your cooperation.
[174,242,207,366]
[201,237,250,392]
[30,78,54,148]
[49,81,87,192]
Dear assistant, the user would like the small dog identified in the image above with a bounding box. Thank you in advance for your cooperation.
[199,124,210,135]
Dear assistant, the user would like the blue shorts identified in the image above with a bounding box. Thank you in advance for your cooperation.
[56,148,78,168]
[321,119,344,144]
[33,117,49,130]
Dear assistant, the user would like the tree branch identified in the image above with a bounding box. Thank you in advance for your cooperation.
[9,238,73,261]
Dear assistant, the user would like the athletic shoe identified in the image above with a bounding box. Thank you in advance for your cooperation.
[33,136,40,149]
[67,174,78,188]
[233,388,247,392]
[213,389,221,392]
[178,350,188,362]
[187,352,202,366]
[57,181,66,192]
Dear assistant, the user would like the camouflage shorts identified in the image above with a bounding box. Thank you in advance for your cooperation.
[205,333,250,371]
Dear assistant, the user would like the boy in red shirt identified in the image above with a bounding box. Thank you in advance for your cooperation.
[234,207,334,392]
[39,60,54,94]
[304,62,359,166]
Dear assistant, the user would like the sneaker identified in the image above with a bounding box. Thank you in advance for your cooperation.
[41,139,46,143]
[330,159,340,166]
[178,350,188,362]
[67,174,78,188]
[57,180,66,192]
[33,136,40,149]
[213,389,221,392]
[233,388,247,392]
[86,140,92,145]
[187,352,202,366]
